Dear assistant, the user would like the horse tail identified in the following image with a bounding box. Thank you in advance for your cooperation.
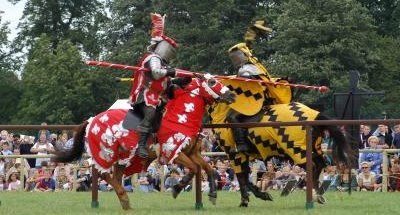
[315,114,356,167]
[53,121,88,163]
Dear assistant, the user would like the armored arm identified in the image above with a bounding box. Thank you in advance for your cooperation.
[238,64,262,79]
[149,56,175,80]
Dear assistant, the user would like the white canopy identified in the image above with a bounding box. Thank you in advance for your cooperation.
[108,99,131,110]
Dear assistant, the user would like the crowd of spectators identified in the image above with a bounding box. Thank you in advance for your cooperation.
[1,124,400,194]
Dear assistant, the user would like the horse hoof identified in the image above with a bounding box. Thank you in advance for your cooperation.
[209,196,217,205]
[208,192,217,205]
[239,197,249,207]
[262,192,273,201]
[120,200,132,210]
[239,202,248,207]
[172,185,182,199]
[317,195,327,204]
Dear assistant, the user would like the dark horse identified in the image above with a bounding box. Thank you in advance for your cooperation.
[209,101,357,207]
[54,74,236,210]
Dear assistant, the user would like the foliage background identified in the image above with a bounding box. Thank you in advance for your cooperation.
[0,0,399,124]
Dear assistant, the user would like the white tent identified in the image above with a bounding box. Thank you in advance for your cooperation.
[108,99,131,110]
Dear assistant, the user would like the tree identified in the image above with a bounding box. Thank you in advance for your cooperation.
[365,35,400,118]
[9,0,108,58]
[0,13,21,123]
[104,0,280,75]
[267,0,378,110]
[358,0,400,37]
[14,35,115,124]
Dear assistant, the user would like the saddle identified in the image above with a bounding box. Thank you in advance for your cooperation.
[122,104,164,133]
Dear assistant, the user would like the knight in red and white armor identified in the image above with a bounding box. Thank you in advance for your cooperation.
[129,13,178,159]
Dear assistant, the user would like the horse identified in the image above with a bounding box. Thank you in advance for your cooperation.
[54,74,236,210]
[209,94,356,207]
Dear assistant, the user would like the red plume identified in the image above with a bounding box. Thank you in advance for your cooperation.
[151,13,165,38]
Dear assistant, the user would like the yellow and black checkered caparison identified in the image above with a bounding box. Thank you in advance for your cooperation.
[221,79,264,116]
[209,102,323,174]
[248,102,322,165]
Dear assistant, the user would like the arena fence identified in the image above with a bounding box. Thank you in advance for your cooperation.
[1,118,400,210]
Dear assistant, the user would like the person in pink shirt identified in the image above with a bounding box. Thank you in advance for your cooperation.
[7,172,20,191]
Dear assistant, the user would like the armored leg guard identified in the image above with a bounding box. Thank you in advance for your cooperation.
[137,132,150,158]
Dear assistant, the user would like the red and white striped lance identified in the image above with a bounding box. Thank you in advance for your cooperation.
[86,60,329,93]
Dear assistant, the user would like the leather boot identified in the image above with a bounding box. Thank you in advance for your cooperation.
[230,128,250,154]
[137,132,150,158]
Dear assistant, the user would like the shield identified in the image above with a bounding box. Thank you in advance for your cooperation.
[221,79,265,116]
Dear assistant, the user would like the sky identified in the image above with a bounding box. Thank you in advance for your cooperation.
[0,0,26,40]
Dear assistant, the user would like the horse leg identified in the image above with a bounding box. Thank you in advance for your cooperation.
[190,150,217,205]
[313,155,328,204]
[103,171,132,210]
[246,171,273,202]
[113,163,125,185]
[172,153,198,199]
[239,155,273,202]
[236,172,250,207]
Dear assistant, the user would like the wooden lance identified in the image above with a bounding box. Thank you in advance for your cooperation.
[86,60,329,93]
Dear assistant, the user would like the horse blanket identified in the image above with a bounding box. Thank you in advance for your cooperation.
[86,109,145,176]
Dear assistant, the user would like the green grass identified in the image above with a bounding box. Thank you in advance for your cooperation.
[0,190,399,215]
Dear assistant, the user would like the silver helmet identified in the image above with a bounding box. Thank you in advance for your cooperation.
[229,49,248,69]
[154,40,177,63]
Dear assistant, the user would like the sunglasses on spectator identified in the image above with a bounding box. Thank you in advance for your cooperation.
[362,166,369,169]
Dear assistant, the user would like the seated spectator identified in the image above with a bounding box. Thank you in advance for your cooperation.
[11,134,22,151]
[55,167,71,191]
[217,163,231,190]
[337,168,358,192]
[138,173,151,192]
[31,133,54,168]
[35,169,55,192]
[55,132,69,151]
[0,158,5,176]
[53,163,71,180]
[360,136,382,174]
[6,158,29,184]
[200,170,209,192]
[0,130,9,141]
[275,165,295,190]
[292,165,306,189]
[123,176,133,192]
[1,141,13,156]
[164,169,180,192]
[7,172,21,191]
[388,159,400,192]
[25,169,39,192]
[374,124,392,149]
[359,125,372,149]
[229,174,240,192]
[0,174,6,191]
[98,179,111,192]
[75,168,90,192]
[323,166,339,191]
[392,124,400,150]
[357,162,377,191]
[257,162,278,192]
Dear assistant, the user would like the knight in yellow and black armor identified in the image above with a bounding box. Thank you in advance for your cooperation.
[227,21,292,154]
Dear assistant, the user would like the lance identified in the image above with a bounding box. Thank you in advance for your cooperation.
[86,60,329,93]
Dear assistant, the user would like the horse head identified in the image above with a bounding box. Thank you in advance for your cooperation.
[194,73,236,105]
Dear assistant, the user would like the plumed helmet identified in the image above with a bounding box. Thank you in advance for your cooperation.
[150,13,178,63]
